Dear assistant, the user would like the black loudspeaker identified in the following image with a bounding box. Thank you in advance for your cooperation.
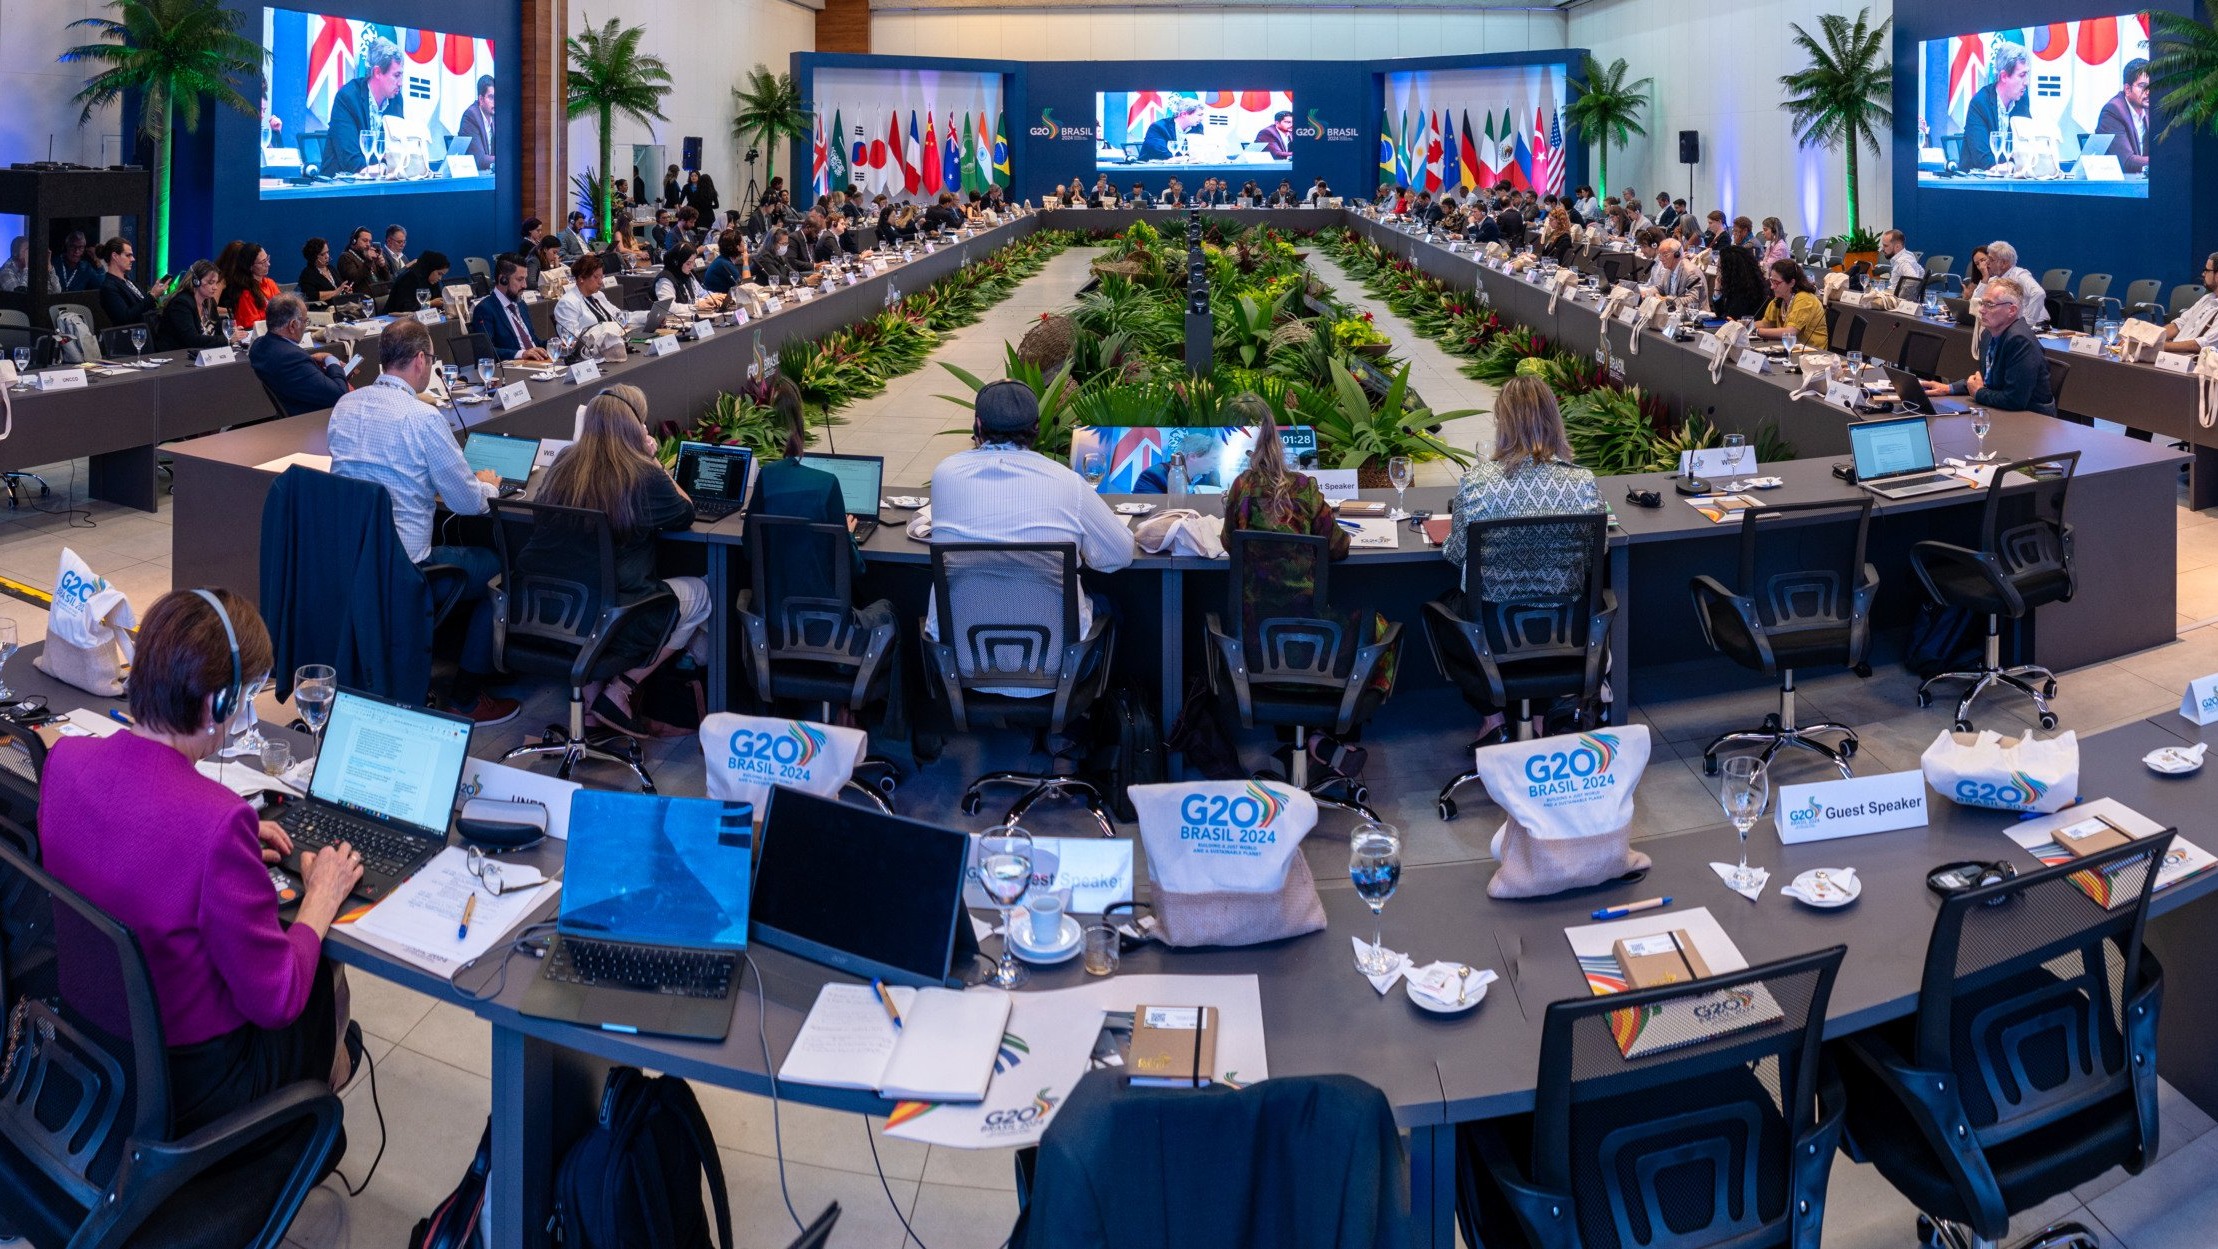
[682,136,703,171]
[1679,131,1701,164]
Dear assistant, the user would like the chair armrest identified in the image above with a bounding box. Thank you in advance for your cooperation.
[1790,1060,1849,1249]
[2125,944,2164,1172]
[1333,619,1403,733]
[1837,1031,2009,1238]
[1908,540,2019,616]
[1050,614,1112,732]
[1689,576,1773,672]
[1203,614,1257,728]
[87,1080,341,1249]
[846,609,899,712]
[1419,598,1510,709]
[571,588,679,687]
[733,589,773,700]
[919,621,969,727]
[1464,1122,1579,1247]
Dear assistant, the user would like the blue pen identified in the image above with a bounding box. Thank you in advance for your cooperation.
[1336,519,1361,531]
[107,708,133,727]
[1592,896,1672,921]
[872,978,904,1031]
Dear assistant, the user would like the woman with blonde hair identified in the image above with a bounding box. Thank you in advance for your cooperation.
[1442,374,1605,596]
[521,383,709,735]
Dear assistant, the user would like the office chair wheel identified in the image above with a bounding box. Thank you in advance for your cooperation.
[1349,783,1370,806]
[2039,712,2059,730]
[1954,719,1974,733]
[1918,691,1933,708]
[1437,798,1456,821]
[2043,680,2058,698]
[960,793,984,816]
[1839,738,1858,758]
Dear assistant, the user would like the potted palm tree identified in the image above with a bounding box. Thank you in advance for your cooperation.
[567,16,671,244]
[1564,55,1652,194]
[2150,9,2218,143]
[62,0,260,276]
[731,65,811,202]
[1779,7,1893,263]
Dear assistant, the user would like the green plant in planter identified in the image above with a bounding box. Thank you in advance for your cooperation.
[937,351,1083,460]
[1333,314,1390,347]
[1267,319,1355,390]
[1073,275,1181,355]
[1560,386,1665,476]
[1213,288,1292,369]
[1294,363,1476,471]
[1465,326,1553,384]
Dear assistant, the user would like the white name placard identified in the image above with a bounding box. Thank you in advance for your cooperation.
[688,319,715,341]
[413,309,442,325]
[1617,307,1640,326]
[1735,349,1771,375]
[2181,673,2218,725]
[962,835,1133,915]
[1310,469,1362,496]
[494,380,532,411]
[192,346,237,367]
[2068,335,2106,356]
[2157,351,2196,374]
[1826,380,1864,408]
[646,335,680,357]
[1775,770,1929,843]
[33,368,87,391]
[765,298,784,313]
[567,360,601,384]
[1678,448,1757,479]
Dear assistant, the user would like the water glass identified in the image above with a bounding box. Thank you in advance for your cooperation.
[1080,453,1106,489]
[1782,331,1799,361]
[977,825,1035,989]
[1970,407,1995,461]
[1349,822,1404,975]
[1846,350,1865,379]
[1082,924,1120,977]
[8,348,25,376]
[129,326,148,355]
[1387,456,1414,520]
[259,737,292,780]
[477,357,497,388]
[293,664,335,762]
[1721,432,1748,475]
[1718,756,1769,891]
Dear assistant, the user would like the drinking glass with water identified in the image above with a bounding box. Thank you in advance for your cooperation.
[978,825,1034,989]
[1719,757,1769,890]
[293,664,335,764]
[1349,823,1403,975]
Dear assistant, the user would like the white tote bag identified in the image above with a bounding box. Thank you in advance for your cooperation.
[35,548,135,697]
[698,713,866,814]
[1920,729,2078,814]
[1130,780,1325,947]
[1473,726,1653,898]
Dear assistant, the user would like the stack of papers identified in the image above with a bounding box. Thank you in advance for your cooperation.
[341,846,559,977]
[1338,517,1400,549]
[1685,493,1761,525]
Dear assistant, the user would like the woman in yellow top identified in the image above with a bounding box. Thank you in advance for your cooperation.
[1754,258,1828,350]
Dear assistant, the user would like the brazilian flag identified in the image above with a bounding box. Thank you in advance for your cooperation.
[992,111,1011,188]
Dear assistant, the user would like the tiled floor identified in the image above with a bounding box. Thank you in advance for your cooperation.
[10,249,2218,1246]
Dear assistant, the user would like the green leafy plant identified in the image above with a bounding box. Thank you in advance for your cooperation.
[1465,326,1553,384]
[567,16,672,242]
[938,351,1083,459]
[2149,10,2218,144]
[1213,288,1292,369]
[1565,54,1654,193]
[62,0,261,274]
[1072,275,1181,356]
[1561,386,1667,476]
[1778,8,1893,243]
[1294,363,1475,471]
[1333,314,1389,347]
[730,64,811,186]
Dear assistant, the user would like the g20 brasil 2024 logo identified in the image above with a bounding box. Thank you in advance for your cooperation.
[1523,732,1622,797]
[723,721,826,777]
[1955,770,2049,810]
[1179,780,1290,843]
[1029,108,1095,141]
[1785,794,1826,830]
[1294,108,1361,142]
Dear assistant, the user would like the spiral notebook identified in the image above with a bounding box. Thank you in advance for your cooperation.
[779,983,1011,1103]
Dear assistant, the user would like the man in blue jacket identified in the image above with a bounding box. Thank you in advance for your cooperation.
[249,294,350,415]
[1923,280,2057,416]
[466,256,550,362]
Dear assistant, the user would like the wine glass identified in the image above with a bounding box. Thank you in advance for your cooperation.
[1718,756,1769,891]
[1782,330,1799,365]
[223,675,273,759]
[293,664,335,765]
[1080,453,1106,489]
[8,348,25,377]
[1988,133,2006,168]
[1846,349,1866,381]
[1721,432,1748,476]
[1349,822,1403,975]
[977,825,1034,989]
[1969,407,1995,462]
[358,129,380,170]
[129,326,148,356]
[1387,455,1414,520]
[0,618,17,701]
[415,289,432,312]
[477,357,498,389]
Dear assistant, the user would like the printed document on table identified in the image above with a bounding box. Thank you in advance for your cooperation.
[342,847,558,976]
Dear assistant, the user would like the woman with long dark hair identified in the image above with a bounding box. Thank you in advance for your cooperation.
[1755,258,1827,349]
[152,259,231,350]
[221,241,278,331]
[1712,244,1769,320]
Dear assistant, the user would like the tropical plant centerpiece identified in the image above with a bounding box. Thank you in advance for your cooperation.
[1778,7,1893,248]
[1565,55,1653,194]
[567,16,672,245]
[730,65,811,196]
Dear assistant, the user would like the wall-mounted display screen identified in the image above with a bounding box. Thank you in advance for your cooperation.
[1915,14,2151,197]
[258,7,498,200]
[1094,91,1295,170]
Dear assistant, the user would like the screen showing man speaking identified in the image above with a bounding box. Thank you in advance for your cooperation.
[258,7,498,199]
[1095,90,1295,170]
[1915,14,2150,198]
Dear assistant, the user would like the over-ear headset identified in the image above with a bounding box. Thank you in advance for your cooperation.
[594,387,643,423]
[190,588,243,727]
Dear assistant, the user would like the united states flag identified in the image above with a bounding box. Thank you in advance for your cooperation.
[1537,107,1566,194]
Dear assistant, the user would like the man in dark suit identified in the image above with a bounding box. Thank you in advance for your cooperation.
[1469,208,1501,245]
[2093,57,2152,174]
[1254,111,1294,161]
[455,75,495,171]
[923,193,964,232]
[1923,279,2057,416]
[1138,99,1203,162]
[1497,203,1525,249]
[1961,40,2032,172]
[1654,192,1679,229]
[467,256,550,362]
[322,35,405,177]
[250,295,350,415]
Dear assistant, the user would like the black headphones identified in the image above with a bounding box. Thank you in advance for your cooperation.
[191,588,243,726]
[594,387,643,423]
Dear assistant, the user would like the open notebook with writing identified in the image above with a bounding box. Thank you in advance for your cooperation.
[779,984,1011,1103]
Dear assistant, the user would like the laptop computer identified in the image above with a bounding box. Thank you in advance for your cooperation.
[794,453,886,541]
[634,297,675,337]
[675,440,753,520]
[519,791,754,1039]
[446,136,474,158]
[1883,365,1967,416]
[275,689,474,901]
[462,431,540,495]
[1849,415,1967,500]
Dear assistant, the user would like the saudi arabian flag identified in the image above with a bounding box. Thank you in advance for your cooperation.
[992,111,1012,188]
[827,108,852,189]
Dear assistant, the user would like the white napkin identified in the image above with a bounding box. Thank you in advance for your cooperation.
[1780,867,1857,905]
[1405,962,1498,1008]
[1352,937,1411,994]
[1710,862,1770,902]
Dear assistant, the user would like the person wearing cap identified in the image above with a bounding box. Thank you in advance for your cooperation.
[926,380,1134,696]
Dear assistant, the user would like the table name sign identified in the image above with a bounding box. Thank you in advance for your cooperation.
[494,380,532,411]
[413,309,442,325]
[2068,336,2107,357]
[191,346,236,367]
[33,368,87,392]
[2180,673,2218,725]
[1775,770,1928,843]
[646,335,680,358]
[688,320,716,341]
[2157,351,2196,374]
[1826,380,1863,408]
[566,360,601,385]
[1735,349,1770,375]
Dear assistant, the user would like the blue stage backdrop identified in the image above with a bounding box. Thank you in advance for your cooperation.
[163,0,520,278]
[1894,0,2215,301]
[794,50,1585,209]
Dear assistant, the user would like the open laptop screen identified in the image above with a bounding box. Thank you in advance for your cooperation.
[308,690,472,834]
[751,789,969,987]
[463,432,539,484]
[1849,416,1937,481]
[676,442,752,506]
[560,792,755,949]
[794,454,884,517]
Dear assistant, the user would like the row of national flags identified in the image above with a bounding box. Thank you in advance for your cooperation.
[1377,105,1565,196]
[813,108,1010,199]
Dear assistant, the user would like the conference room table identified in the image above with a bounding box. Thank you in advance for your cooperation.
[0,351,268,511]
[15,643,2213,1249]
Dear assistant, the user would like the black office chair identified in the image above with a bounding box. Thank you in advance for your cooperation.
[922,542,1117,837]
[2045,357,2071,406]
[1897,328,1946,378]
[737,515,899,812]
[95,326,144,358]
[1691,497,1876,778]
[1911,452,2077,730]
[1206,529,1403,822]
[0,723,49,1010]
[1458,946,1848,1249]
[2043,293,2087,334]
[441,330,496,370]
[489,499,676,791]
[1834,835,2170,1249]
[1598,253,1630,286]
[1837,310,1868,355]
[1422,514,1615,820]
[0,841,344,1249]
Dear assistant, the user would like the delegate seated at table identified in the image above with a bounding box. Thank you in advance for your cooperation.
[250,294,350,416]
[1754,260,1828,349]
[467,256,551,363]
[1923,280,2058,417]
[2161,253,2218,353]
[1644,238,1708,305]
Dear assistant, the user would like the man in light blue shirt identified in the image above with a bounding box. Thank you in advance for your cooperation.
[327,317,518,724]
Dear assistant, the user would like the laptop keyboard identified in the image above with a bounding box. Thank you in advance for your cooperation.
[277,806,431,879]
[545,936,737,999]
[694,497,742,521]
[1885,472,1950,489]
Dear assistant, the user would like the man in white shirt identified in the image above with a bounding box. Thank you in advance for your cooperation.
[552,252,625,346]
[2162,253,2218,352]
[326,317,518,725]
[1880,230,1924,291]
[1971,240,2050,331]
[927,380,1135,697]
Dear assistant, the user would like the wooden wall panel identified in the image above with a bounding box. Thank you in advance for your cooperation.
[818,0,872,53]
[521,0,568,221]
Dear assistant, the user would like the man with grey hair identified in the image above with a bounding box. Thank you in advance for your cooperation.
[1645,236,1709,305]
[1970,240,2049,331]
[1963,40,2032,172]
[1923,278,2057,416]
[324,33,405,176]
[247,293,349,415]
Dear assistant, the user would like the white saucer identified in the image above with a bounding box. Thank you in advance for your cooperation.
[2145,745,2206,775]
[1406,974,1487,1014]
[1008,915,1082,964]
[1113,502,1155,516]
[884,495,929,510]
[1784,868,1861,908]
